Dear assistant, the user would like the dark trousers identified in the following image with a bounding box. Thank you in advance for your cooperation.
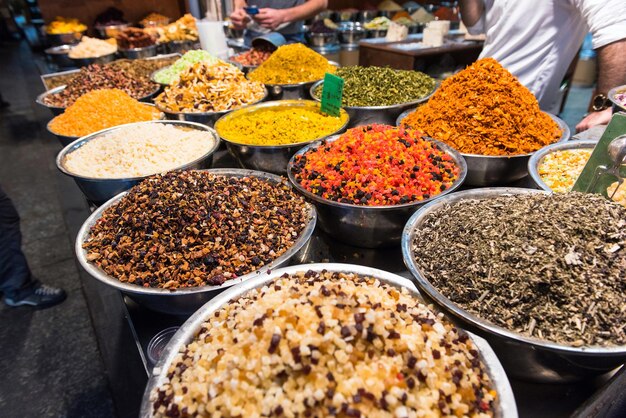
[0,185,34,298]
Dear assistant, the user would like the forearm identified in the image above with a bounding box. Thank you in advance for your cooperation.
[282,0,327,22]
[459,0,484,27]
[596,39,626,94]
[233,0,246,9]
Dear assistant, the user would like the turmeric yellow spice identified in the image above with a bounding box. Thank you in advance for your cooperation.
[248,43,336,84]
[49,89,162,137]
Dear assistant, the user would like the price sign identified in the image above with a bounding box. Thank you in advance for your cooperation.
[320,73,344,117]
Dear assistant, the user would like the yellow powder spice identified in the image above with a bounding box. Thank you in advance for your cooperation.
[248,43,336,84]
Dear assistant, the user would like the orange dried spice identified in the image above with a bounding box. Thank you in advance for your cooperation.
[401,58,562,156]
[49,89,161,137]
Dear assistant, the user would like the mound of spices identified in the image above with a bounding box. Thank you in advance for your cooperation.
[108,57,177,80]
[215,103,348,146]
[46,17,87,34]
[248,43,336,85]
[146,13,197,42]
[152,270,497,418]
[153,49,219,85]
[48,89,162,137]
[411,192,626,347]
[291,124,460,205]
[538,148,594,193]
[313,66,435,107]
[401,58,562,156]
[229,47,272,67]
[154,62,265,113]
[68,36,117,58]
[83,171,310,288]
[115,27,156,49]
[42,63,158,108]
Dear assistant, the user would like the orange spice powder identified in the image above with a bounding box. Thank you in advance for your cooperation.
[401,58,562,156]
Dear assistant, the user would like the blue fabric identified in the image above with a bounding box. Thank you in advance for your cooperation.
[244,30,305,48]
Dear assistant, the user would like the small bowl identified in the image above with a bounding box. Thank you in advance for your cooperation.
[311,79,436,128]
[287,134,467,248]
[147,327,180,366]
[70,51,117,67]
[118,44,158,59]
[156,87,268,128]
[44,44,75,68]
[527,140,598,191]
[139,263,518,418]
[47,30,85,46]
[215,100,350,175]
[338,22,367,44]
[397,110,570,186]
[94,23,130,38]
[306,31,339,47]
[74,169,317,315]
[56,120,221,205]
[608,84,626,113]
[366,28,388,38]
[402,187,626,382]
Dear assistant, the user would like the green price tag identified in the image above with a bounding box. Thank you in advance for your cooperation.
[320,73,344,117]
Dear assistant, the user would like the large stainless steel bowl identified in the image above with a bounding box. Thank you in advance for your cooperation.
[156,87,268,127]
[119,44,158,59]
[313,80,435,128]
[402,187,626,382]
[75,170,317,315]
[397,110,571,186]
[288,135,467,248]
[608,84,626,113]
[56,120,220,205]
[338,22,366,44]
[528,140,598,191]
[70,51,117,67]
[47,30,85,46]
[215,100,350,175]
[44,44,75,68]
[139,263,518,418]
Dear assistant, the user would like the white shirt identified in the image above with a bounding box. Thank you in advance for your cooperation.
[467,0,626,111]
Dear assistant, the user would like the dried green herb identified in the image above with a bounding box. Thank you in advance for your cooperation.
[411,192,626,347]
[313,66,435,107]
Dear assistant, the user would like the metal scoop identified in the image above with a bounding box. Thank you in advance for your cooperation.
[586,134,626,198]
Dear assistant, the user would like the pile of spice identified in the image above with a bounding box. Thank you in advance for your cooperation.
[140,12,169,27]
[68,36,117,58]
[83,171,310,288]
[411,192,626,347]
[291,124,460,205]
[248,43,336,85]
[229,47,272,67]
[538,148,594,193]
[313,66,435,107]
[401,58,562,156]
[146,13,198,42]
[215,103,348,146]
[42,63,158,108]
[152,270,497,418]
[115,27,156,49]
[46,17,87,34]
[48,89,162,137]
[153,49,219,84]
[154,62,265,113]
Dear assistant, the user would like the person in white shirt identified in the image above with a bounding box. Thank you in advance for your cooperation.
[459,0,626,132]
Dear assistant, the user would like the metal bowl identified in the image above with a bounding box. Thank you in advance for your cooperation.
[397,110,570,186]
[312,79,435,128]
[139,263,518,418]
[357,10,379,23]
[215,100,350,175]
[306,31,339,47]
[336,10,359,22]
[70,51,117,67]
[527,140,598,191]
[150,66,171,86]
[608,84,626,113]
[118,44,158,59]
[156,87,268,128]
[287,135,467,248]
[338,22,367,44]
[47,30,85,46]
[260,60,339,100]
[366,28,388,38]
[402,187,626,382]
[56,120,220,205]
[45,45,75,68]
[166,40,198,54]
[75,169,317,315]
[94,23,130,38]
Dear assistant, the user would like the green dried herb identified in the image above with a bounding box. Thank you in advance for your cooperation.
[313,66,435,107]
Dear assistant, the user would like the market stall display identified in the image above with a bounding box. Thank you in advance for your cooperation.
[68,37,117,65]
[143,264,516,418]
[75,169,316,314]
[400,58,567,185]
[152,50,219,85]
[288,125,466,247]
[403,188,626,381]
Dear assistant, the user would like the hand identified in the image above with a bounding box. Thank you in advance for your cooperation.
[229,8,250,30]
[254,8,287,30]
[575,108,613,133]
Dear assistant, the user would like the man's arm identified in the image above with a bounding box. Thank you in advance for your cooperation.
[458,0,484,28]
[230,0,249,29]
[255,0,328,30]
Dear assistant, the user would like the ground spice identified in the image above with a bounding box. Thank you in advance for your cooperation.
[48,89,162,137]
[154,62,265,113]
[248,43,336,85]
[215,103,348,146]
[43,63,158,108]
[401,58,562,156]
[291,124,460,205]
[313,66,435,107]
[83,171,310,289]
[229,48,273,67]
[411,192,626,347]
[152,270,496,418]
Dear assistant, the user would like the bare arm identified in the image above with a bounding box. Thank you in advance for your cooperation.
[255,0,328,30]
[459,0,484,27]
